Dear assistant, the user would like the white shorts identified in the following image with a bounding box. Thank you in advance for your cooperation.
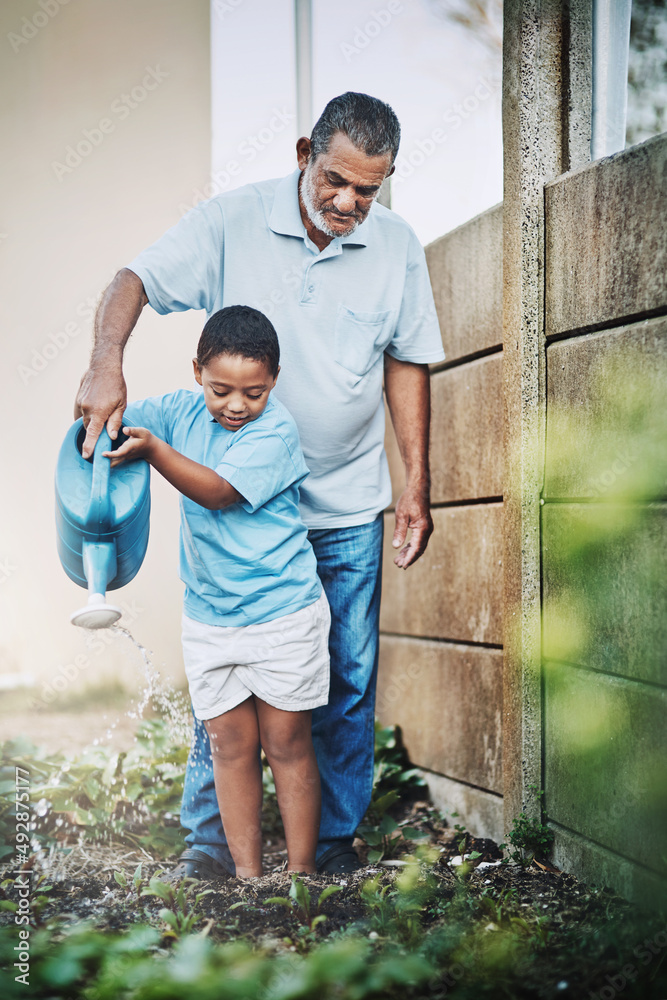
[181,591,330,721]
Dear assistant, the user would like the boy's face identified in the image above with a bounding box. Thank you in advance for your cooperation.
[193,353,278,432]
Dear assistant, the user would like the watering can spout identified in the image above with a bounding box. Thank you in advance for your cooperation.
[70,541,122,629]
[55,419,150,629]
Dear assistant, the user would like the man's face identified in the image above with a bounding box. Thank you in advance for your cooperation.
[298,132,393,239]
[193,353,278,432]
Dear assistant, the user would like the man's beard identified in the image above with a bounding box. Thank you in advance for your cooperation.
[300,160,362,238]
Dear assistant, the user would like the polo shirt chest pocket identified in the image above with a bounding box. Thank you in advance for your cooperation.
[333,305,398,379]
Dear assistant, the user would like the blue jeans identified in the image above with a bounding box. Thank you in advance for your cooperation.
[180,514,384,867]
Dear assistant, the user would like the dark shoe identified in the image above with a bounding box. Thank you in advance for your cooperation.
[165,848,235,882]
[317,844,360,874]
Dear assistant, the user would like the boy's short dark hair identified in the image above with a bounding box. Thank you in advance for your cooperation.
[197,305,280,376]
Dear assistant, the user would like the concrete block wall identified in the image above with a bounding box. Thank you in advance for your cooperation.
[542,133,667,907]
[378,204,505,842]
[376,133,666,908]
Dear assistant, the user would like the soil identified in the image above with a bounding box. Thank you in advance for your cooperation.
[2,801,665,1000]
[1,703,665,998]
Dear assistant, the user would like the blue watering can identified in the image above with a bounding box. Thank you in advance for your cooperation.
[55,419,150,628]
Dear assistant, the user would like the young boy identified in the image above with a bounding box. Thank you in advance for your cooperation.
[105,305,330,878]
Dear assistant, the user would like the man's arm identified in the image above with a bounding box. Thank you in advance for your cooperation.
[383,354,434,569]
[75,268,148,458]
[104,426,243,510]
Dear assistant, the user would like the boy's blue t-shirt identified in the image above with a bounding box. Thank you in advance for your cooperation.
[123,391,321,627]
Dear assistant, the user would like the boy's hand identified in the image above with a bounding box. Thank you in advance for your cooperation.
[102,426,154,467]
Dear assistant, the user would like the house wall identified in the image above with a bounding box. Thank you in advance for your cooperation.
[0,0,211,695]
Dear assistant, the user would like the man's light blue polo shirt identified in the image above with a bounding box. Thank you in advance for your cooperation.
[128,169,445,529]
[123,392,321,627]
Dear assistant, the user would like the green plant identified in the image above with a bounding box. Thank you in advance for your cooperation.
[113,862,145,900]
[356,725,429,863]
[357,810,429,863]
[507,788,555,863]
[371,723,427,802]
[0,873,54,927]
[361,858,439,948]
[140,874,214,940]
[0,719,189,859]
[476,887,518,928]
[266,874,342,944]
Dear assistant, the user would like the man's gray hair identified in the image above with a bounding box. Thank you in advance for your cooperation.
[309,92,401,165]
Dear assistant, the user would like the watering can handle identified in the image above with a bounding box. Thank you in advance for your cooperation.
[84,426,113,532]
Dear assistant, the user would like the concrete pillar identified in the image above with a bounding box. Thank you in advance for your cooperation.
[501,0,592,837]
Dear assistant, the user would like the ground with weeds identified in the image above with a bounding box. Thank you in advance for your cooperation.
[0,708,665,999]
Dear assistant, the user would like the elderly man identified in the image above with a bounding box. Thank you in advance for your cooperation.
[76,92,445,877]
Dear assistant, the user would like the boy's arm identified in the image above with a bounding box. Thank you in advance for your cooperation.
[104,427,243,510]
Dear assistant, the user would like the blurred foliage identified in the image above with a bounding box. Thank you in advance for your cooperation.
[542,344,667,880]
[628,0,667,146]
[427,0,503,55]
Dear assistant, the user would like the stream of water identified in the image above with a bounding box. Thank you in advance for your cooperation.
[110,624,192,746]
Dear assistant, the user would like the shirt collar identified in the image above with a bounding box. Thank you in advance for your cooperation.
[269,169,370,248]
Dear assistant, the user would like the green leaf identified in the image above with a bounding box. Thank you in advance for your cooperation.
[379,814,398,835]
[372,790,400,815]
[360,829,384,846]
[400,827,429,840]
[158,907,179,930]
[265,896,292,908]
[289,875,311,916]
[367,848,385,863]
[317,884,343,907]
[141,878,173,902]
[114,870,128,888]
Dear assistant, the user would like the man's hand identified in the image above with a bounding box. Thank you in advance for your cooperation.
[384,355,434,570]
[73,268,147,458]
[392,484,434,569]
[103,426,153,467]
[75,363,127,459]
